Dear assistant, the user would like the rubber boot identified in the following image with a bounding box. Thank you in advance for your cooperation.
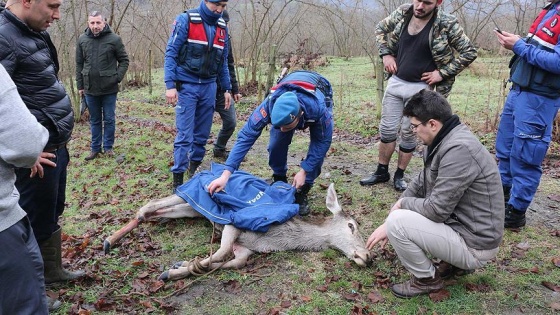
[272,174,288,183]
[503,185,511,210]
[40,228,85,284]
[295,183,312,216]
[47,296,62,312]
[504,204,526,228]
[186,161,201,179]
[172,172,184,193]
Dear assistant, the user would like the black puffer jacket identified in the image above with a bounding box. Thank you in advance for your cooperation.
[0,7,73,148]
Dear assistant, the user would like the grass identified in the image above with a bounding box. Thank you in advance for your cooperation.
[50,56,560,314]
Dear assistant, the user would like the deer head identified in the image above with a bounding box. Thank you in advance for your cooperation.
[325,184,370,267]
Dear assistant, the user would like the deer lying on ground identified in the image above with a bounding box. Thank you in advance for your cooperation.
[104,184,371,281]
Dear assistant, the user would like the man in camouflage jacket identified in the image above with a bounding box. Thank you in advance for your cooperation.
[360,0,476,192]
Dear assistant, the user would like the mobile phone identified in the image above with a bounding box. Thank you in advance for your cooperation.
[494,27,503,35]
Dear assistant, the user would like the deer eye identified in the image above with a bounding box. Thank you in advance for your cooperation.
[348,223,355,233]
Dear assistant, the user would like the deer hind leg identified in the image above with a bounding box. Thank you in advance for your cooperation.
[207,245,253,270]
[160,225,241,281]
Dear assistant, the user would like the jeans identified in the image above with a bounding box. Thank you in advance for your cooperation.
[0,218,48,314]
[214,90,237,151]
[85,93,117,152]
[15,146,69,242]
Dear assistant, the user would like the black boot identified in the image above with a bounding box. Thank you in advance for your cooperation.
[172,172,184,193]
[295,183,312,216]
[272,174,288,183]
[47,296,62,312]
[503,185,511,210]
[40,228,85,284]
[505,204,526,228]
[186,161,201,179]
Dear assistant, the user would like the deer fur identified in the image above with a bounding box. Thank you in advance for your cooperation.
[107,184,370,282]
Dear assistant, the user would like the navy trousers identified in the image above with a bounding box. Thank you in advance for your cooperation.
[15,146,69,242]
[0,218,48,314]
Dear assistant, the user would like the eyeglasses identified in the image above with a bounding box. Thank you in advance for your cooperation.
[410,120,429,131]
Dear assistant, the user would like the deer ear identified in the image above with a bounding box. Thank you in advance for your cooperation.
[326,183,342,215]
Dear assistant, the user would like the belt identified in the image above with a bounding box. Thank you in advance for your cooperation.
[44,143,67,153]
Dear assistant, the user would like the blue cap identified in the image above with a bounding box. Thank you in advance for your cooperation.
[271,92,300,128]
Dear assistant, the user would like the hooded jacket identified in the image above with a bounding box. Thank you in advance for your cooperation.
[376,3,477,97]
[76,24,129,96]
[0,6,74,148]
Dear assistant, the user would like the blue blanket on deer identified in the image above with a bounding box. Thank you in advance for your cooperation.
[175,163,299,232]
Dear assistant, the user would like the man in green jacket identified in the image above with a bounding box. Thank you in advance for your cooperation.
[360,0,476,191]
[76,11,129,161]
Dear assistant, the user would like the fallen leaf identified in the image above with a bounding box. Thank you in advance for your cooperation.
[429,289,450,302]
[224,280,242,294]
[148,280,165,293]
[465,283,491,292]
[515,241,530,250]
[280,300,292,308]
[548,194,560,202]
[530,266,540,274]
[301,295,312,302]
[553,257,560,267]
[316,285,328,292]
[542,281,560,292]
[367,291,384,303]
[343,292,360,301]
[94,298,116,311]
[551,302,560,311]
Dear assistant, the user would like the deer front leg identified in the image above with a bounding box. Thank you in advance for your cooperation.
[159,225,241,281]
[136,195,188,221]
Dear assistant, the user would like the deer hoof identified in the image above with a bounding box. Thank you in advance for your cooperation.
[172,261,186,269]
[158,271,170,282]
[103,239,111,254]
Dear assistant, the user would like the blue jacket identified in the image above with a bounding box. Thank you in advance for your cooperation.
[224,71,334,174]
[510,2,560,98]
[175,163,299,232]
[164,4,231,90]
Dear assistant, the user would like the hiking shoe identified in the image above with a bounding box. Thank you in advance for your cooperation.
[437,261,474,280]
[391,272,444,298]
[84,151,100,161]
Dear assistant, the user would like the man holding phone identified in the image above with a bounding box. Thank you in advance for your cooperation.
[494,0,560,228]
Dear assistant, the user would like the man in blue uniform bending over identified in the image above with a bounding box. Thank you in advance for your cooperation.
[164,0,232,192]
[208,70,334,216]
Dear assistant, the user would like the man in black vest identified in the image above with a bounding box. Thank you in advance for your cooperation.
[0,0,84,290]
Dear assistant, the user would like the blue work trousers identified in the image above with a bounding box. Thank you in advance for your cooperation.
[214,89,237,151]
[496,88,560,211]
[0,218,48,314]
[15,146,69,242]
[268,128,324,185]
[171,82,217,173]
[85,93,118,152]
